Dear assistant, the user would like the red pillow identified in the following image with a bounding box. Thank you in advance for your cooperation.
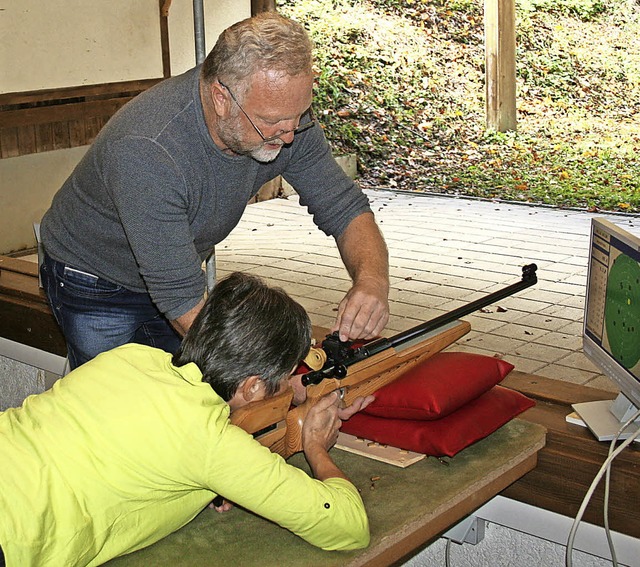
[341,385,534,457]
[363,352,514,420]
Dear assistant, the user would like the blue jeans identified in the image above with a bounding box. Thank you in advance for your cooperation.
[40,252,181,370]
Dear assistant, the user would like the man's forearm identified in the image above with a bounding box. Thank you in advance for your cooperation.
[336,212,389,290]
[333,212,390,340]
[171,298,205,336]
[304,443,350,482]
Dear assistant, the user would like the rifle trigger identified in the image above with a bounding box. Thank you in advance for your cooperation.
[337,387,346,401]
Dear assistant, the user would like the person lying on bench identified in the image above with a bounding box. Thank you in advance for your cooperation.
[0,272,371,567]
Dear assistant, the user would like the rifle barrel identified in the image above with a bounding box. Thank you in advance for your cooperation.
[363,263,537,357]
[301,264,537,385]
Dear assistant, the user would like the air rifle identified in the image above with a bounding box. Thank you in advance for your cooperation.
[231,264,538,459]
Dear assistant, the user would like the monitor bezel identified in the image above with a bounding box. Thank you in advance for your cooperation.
[583,217,640,410]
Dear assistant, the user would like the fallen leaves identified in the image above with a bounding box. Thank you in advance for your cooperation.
[281,0,640,213]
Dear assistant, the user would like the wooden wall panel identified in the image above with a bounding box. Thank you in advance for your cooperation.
[0,79,162,159]
[0,128,19,158]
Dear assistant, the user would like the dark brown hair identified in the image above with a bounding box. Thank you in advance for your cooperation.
[172,272,311,401]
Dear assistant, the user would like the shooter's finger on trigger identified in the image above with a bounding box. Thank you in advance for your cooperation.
[313,390,340,411]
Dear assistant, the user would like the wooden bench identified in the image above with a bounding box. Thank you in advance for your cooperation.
[0,255,66,356]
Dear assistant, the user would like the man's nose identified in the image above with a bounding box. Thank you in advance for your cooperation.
[277,130,296,145]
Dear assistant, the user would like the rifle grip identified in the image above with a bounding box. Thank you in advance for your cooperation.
[282,378,340,458]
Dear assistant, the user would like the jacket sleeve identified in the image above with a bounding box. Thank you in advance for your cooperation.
[202,418,370,551]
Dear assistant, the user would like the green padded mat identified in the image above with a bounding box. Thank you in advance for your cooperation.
[107,419,545,567]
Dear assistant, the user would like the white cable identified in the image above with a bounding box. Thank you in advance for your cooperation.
[565,408,640,567]
[603,431,621,566]
[445,537,452,567]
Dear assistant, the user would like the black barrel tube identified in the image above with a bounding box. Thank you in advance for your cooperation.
[363,264,537,357]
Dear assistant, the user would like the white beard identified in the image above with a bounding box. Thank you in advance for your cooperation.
[250,143,284,163]
[218,111,284,163]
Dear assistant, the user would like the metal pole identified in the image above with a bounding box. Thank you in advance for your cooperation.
[193,0,206,65]
[192,0,215,291]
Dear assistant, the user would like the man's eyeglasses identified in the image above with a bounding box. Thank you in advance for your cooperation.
[218,80,316,144]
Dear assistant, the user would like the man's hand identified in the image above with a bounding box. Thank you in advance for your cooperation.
[332,277,389,342]
[209,498,234,513]
[302,391,343,454]
[338,394,375,420]
[301,391,347,481]
[171,298,205,336]
[335,212,390,342]
[302,391,375,482]
[288,373,308,406]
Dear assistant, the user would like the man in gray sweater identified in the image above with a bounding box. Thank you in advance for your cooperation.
[40,12,389,370]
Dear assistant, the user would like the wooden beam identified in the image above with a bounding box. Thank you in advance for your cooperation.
[0,79,162,107]
[159,0,172,78]
[251,0,277,16]
[484,0,517,131]
[0,79,162,158]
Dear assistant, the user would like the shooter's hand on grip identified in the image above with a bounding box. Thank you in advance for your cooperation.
[302,391,347,481]
[302,391,376,482]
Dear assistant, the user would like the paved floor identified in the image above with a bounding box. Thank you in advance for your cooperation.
[214,189,640,393]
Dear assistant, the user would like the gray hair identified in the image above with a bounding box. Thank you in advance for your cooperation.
[201,12,313,96]
[172,272,312,401]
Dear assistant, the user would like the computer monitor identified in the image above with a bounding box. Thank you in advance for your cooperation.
[573,218,640,441]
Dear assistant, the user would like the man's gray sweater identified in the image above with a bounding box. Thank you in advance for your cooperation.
[41,67,371,320]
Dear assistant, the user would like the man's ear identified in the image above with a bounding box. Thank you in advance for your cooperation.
[240,375,264,402]
[210,82,231,116]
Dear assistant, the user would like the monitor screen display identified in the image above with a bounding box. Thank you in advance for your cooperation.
[583,218,640,410]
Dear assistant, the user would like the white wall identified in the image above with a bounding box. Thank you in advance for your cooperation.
[0,0,249,92]
[0,0,250,253]
[0,147,88,252]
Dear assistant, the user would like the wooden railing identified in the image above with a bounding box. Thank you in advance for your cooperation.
[0,80,163,159]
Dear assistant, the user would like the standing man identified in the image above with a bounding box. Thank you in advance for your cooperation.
[39,12,389,370]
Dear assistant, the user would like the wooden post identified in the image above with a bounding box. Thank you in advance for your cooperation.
[484,0,516,131]
[159,0,172,78]
[251,0,277,16]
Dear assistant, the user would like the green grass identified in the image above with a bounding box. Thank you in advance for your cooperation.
[278,0,640,213]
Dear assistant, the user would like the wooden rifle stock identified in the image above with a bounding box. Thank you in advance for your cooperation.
[231,264,538,459]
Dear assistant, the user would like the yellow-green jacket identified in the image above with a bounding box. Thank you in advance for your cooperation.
[0,344,369,566]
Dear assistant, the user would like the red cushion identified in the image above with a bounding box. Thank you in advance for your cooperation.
[363,352,515,420]
[341,385,534,457]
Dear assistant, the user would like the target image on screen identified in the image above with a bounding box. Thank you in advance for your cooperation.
[603,251,640,372]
